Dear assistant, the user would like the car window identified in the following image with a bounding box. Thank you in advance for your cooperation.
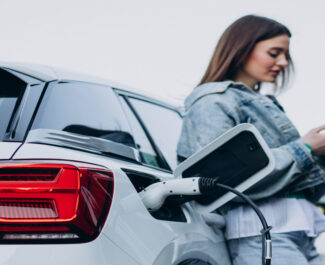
[128,98,182,170]
[0,69,26,140]
[31,82,135,147]
[0,98,18,139]
[118,96,160,168]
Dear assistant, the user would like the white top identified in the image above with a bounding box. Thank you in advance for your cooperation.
[225,198,325,240]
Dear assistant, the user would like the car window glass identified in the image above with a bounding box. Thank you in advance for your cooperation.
[129,98,182,170]
[0,98,17,139]
[119,96,160,168]
[32,82,135,147]
[0,69,26,140]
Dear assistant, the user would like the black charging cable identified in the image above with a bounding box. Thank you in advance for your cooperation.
[199,178,272,265]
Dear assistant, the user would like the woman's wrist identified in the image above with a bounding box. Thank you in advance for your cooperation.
[304,143,314,155]
[287,139,314,173]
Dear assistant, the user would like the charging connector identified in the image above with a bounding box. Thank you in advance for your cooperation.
[139,177,200,211]
[139,177,272,265]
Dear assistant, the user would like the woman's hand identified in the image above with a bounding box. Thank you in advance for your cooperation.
[302,125,325,155]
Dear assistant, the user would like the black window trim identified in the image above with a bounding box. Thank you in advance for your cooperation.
[114,88,183,118]
[23,81,51,141]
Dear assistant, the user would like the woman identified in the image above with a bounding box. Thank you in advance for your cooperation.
[177,15,325,265]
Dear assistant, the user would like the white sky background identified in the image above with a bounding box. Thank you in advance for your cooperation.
[0,0,324,134]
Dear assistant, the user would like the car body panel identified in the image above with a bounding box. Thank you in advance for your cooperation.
[0,143,21,160]
[10,142,231,265]
[0,234,139,265]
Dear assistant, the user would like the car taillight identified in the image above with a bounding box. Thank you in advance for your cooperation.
[0,163,114,243]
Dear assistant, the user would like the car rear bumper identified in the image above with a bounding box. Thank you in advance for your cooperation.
[0,233,139,265]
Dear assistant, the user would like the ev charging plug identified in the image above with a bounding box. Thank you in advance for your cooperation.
[139,177,200,211]
[139,177,272,265]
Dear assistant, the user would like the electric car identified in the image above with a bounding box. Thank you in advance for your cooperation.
[0,62,233,265]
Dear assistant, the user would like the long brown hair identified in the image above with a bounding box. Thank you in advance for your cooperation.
[199,15,293,91]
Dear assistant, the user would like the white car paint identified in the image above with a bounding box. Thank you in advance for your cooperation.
[7,142,231,265]
[0,143,21,159]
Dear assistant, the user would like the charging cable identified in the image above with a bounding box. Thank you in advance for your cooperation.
[139,177,272,265]
[200,178,272,265]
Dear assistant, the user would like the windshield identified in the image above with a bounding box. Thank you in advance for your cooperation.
[0,69,26,140]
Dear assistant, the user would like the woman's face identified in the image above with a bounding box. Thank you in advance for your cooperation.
[236,34,290,88]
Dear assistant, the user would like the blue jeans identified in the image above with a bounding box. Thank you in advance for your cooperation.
[228,232,325,265]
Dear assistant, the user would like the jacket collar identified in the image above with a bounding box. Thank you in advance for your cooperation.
[185,81,254,109]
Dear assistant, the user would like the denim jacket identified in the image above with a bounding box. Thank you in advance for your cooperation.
[177,81,325,202]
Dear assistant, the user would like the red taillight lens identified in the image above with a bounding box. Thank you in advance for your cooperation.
[0,163,114,243]
[0,199,58,219]
[0,166,59,181]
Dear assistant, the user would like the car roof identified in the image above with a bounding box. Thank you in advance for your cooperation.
[0,61,181,111]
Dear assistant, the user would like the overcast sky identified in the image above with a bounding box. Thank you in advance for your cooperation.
[0,0,324,134]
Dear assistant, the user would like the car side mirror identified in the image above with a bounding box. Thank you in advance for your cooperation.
[174,123,274,214]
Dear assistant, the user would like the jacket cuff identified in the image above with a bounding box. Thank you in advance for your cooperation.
[287,139,315,173]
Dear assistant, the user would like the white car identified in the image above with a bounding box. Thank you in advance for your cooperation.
[0,63,233,265]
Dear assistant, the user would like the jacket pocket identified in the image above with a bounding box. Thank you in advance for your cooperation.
[260,99,300,142]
